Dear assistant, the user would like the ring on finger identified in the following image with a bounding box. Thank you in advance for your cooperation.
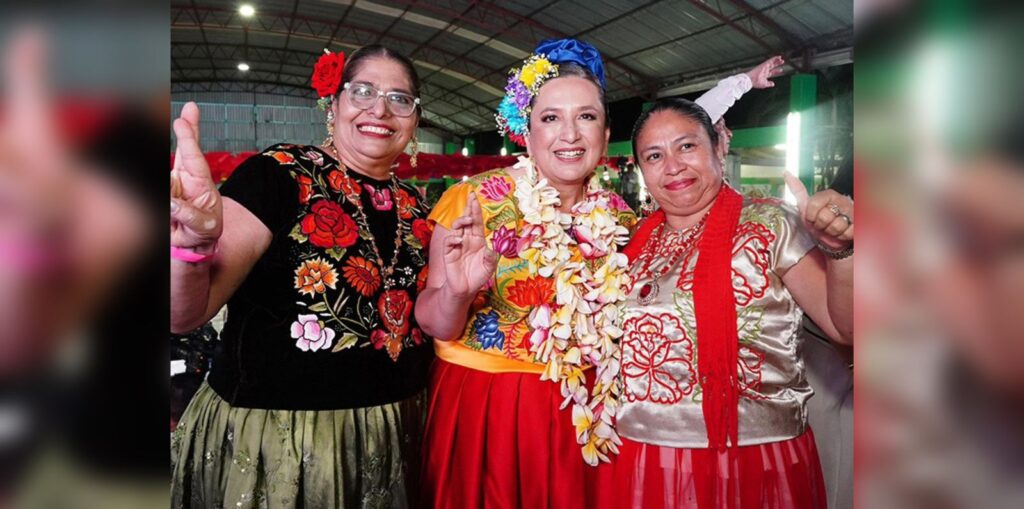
[827,203,842,216]
[839,213,852,226]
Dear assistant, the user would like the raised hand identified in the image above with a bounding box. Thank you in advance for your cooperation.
[442,192,497,296]
[170,102,222,251]
[784,171,853,250]
[746,55,785,89]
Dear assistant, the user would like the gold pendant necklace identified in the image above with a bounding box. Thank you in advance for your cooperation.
[632,213,709,306]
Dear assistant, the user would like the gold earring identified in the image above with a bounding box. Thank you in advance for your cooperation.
[409,136,418,168]
[323,108,335,148]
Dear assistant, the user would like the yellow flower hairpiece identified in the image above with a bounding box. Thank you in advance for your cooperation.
[518,56,556,90]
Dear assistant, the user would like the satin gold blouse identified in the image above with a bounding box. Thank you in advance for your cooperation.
[617,197,817,448]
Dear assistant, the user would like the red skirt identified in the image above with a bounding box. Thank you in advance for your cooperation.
[589,429,827,509]
[420,359,593,509]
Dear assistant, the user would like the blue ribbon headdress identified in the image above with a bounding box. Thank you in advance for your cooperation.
[495,38,607,147]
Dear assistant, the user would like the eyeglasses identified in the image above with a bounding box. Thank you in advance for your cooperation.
[343,82,420,118]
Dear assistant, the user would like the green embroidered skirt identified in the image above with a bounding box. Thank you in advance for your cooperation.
[171,382,425,509]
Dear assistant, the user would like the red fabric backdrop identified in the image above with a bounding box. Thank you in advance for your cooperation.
[170,151,521,182]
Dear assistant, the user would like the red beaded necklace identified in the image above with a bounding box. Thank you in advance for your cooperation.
[629,211,708,306]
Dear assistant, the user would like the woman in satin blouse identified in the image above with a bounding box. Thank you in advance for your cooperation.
[595,98,854,508]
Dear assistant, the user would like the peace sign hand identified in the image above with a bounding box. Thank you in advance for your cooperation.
[170,102,222,251]
[784,171,853,251]
[442,192,498,296]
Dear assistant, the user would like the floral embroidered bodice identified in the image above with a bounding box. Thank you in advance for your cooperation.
[617,197,817,447]
[207,144,433,410]
[429,168,637,365]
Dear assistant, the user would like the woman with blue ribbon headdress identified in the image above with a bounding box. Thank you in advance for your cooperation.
[415,38,782,507]
[416,38,632,507]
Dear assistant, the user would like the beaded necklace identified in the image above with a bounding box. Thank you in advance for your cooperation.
[322,143,408,338]
[629,211,709,305]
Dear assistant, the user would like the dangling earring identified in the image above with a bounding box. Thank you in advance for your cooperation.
[409,136,418,168]
[322,107,335,148]
[640,194,656,217]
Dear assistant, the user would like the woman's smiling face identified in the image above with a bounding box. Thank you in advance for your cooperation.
[525,76,609,188]
[636,110,723,220]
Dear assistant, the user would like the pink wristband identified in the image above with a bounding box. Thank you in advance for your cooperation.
[171,245,215,263]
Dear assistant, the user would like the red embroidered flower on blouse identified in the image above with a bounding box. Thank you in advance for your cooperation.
[732,222,775,306]
[395,188,416,219]
[301,199,359,249]
[297,175,313,204]
[675,221,775,306]
[327,170,362,196]
[412,219,433,249]
[506,276,554,308]
[416,265,429,292]
[369,328,403,361]
[342,256,381,297]
[270,151,295,165]
[621,312,695,404]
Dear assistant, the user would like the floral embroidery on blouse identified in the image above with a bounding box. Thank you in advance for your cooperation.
[622,200,798,404]
[621,312,696,404]
[265,145,429,360]
[435,168,638,362]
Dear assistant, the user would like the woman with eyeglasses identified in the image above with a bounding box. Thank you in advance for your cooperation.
[171,45,433,508]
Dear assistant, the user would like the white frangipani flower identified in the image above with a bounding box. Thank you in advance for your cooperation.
[513,162,633,466]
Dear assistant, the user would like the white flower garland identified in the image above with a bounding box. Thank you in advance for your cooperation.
[512,156,631,466]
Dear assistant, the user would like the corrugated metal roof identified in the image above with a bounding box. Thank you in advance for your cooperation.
[172,0,852,136]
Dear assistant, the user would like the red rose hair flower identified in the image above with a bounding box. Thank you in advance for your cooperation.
[312,50,346,98]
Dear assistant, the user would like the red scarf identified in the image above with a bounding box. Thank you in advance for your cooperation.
[624,185,743,448]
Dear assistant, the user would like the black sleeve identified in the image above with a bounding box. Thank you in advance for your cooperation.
[218,147,299,235]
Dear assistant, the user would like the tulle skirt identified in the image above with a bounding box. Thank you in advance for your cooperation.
[420,359,593,509]
[590,429,827,509]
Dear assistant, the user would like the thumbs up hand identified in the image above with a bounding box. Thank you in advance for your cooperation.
[784,171,853,251]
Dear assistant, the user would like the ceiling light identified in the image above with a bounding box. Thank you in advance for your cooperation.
[239,5,255,17]
[237,62,250,71]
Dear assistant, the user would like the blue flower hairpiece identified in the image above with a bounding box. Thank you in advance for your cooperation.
[495,38,607,147]
[534,38,606,90]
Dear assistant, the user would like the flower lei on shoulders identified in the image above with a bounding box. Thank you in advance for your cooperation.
[512,156,631,466]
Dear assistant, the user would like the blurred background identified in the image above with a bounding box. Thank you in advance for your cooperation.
[0,1,168,508]
[855,0,1024,507]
